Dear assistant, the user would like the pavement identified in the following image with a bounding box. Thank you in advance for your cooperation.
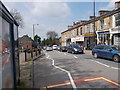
[33,50,120,89]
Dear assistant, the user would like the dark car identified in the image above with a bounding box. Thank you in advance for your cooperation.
[92,45,120,62]
[60,46,69,52]
[67,44,84,54]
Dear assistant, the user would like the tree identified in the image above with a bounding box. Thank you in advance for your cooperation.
[34,35,41,45]
[46,31,58,40]
[10,9,24,28]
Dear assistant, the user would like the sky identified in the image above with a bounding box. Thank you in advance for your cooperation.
[2,0,119,40]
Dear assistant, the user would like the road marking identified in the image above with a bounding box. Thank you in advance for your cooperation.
[84,77,102,81]
[49,58,77,90]
[64,53,66,55]
[101,77,120,87]
[73,55,78,59]
[111,67,120,70]
[84,76,120,87]
[94,61,110,67]
[91,60,120,70]
[47,82,71,88]
[46,55,49,59]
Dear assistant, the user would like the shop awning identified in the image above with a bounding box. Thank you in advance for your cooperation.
[98,31,110,35]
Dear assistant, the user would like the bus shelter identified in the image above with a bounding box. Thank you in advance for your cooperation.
[0,1,20,89]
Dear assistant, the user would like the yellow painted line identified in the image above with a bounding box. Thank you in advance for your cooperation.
[47,82,71,88]
[84,77,102,81]
[84,77,120,87]
[101,77,120,87]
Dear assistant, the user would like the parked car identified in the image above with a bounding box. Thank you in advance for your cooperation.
[67,44,84,54]
[46,46,53,51]
[92,45,120,62]
[60,46,69,52]
[52,45,57,50]
[56,46,61,51]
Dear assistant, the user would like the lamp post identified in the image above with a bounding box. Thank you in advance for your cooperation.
[93,0,96,45]
[33,24,39,40]
[32,24,39,88]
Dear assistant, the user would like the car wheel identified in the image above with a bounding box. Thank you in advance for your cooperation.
[72,51,75,54]
[93,53,98,58]
[67,50,69,53]
[113,55,120,62]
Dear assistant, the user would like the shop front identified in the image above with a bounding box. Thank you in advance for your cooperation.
[66,38,71,46]
[75,36,84,46]
[111,29,120,46]
[84,34,96,50]
[97,31,110,45]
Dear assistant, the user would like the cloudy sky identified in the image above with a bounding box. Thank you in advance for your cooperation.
[3,0,119,39]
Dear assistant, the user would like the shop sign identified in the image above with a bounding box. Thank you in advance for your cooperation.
[71,38,75,42]
[75,36,84,41]
[98,31,110,35]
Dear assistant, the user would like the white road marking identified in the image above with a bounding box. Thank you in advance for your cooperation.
[46,55,49,59]
[64,53,67,55]
[48,57,77,90]
[111,67,120,70]
[94,61,110,67]
[73,55,78,59]
[91,60,120,70]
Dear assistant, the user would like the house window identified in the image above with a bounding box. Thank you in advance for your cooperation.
[100,20,104,30]
[86,25,89,33]
[91,24,94,32]
[77,29,79,36]
[80,27,82,35]
[115,13,120,27]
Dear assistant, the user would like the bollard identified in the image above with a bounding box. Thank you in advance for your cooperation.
[31,50,33,58]
[35,49,37,56]
[39,49,41,54]
[25,50,27,62]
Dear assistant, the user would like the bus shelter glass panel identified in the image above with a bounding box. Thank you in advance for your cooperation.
[0,15,2,90]
[2,18,14,88]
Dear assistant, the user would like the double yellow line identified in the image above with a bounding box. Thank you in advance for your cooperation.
[84,77,120,87]
[42,77,120,89]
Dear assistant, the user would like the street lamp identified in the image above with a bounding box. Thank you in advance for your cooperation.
[93,0,96,45]
[33,24,39,40]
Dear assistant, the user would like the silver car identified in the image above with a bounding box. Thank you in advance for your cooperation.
[46,46,53,51]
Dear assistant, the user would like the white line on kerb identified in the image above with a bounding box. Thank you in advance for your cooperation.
[73,55,78,59]
[94,61,110,67]
[50,58,77,90]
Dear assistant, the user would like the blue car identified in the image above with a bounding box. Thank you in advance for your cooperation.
[92,45,120,62]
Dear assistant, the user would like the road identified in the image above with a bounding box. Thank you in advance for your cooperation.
[33,50,120,89]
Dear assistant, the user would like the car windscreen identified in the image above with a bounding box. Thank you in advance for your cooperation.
[111,46,120,51]
[64,46,68,48]
[72,45,80,48]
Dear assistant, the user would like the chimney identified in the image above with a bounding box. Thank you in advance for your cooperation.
[115,1,120,9]
[89,16,96,20]
[99,10,111,16]
[68,25,73,29]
